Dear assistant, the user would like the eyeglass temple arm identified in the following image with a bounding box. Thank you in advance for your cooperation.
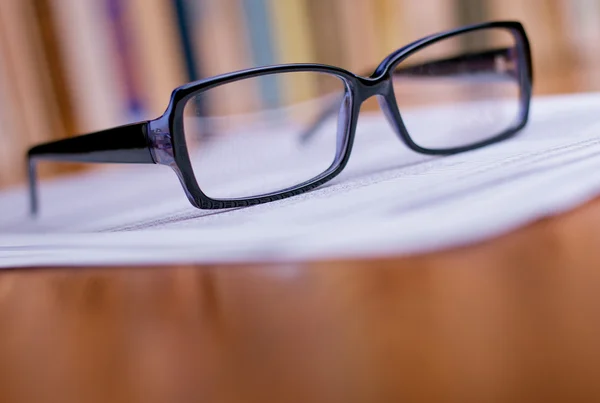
[27,121,154,216]
[390,47,516,80]
[300,47,515,143]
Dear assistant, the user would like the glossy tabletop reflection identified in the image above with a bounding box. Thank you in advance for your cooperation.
[2,196,600,403]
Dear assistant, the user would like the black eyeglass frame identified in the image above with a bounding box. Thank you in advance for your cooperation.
[27,21,532,215]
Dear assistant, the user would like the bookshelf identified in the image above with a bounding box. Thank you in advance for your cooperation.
[0,0,598,188]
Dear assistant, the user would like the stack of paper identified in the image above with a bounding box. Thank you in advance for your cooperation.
[1,93,600,267]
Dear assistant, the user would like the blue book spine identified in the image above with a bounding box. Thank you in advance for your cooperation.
[174,0,200,82]
[241,0,280,110]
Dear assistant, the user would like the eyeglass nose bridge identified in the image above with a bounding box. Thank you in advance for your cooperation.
[354,74,394,101]
[353,74,408,141]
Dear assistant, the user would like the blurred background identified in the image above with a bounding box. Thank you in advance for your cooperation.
[0,0,599,188]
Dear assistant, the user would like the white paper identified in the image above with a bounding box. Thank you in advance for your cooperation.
[1,92,600,267]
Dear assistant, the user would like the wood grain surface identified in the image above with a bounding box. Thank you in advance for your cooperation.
[1,196,600,403]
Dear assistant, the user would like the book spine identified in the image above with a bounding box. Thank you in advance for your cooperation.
[193,0,256,116]
[487,0,569,68]
[125,0,187,116]
[338,0,380,73]
[241,0,280,109]
[397,0,458,41]
[48,0,128,132]
[0,0,66,181]
[559,0,600,59]
[557,0,600,91]
[174,0,201,82]
[106,0,145,121]
[31,0,76,137]
[0,27,18,185]
[267,0,317,105]
[305,0,347,67]
[373,0,412,55]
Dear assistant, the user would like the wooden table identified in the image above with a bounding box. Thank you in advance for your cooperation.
[1,195,600,403]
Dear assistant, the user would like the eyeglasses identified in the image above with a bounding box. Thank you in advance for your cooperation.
[27,21,532,215]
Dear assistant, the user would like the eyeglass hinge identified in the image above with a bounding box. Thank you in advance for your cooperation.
[148,117,175,166]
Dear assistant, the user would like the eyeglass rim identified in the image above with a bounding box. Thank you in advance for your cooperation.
[379,22,533,154]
